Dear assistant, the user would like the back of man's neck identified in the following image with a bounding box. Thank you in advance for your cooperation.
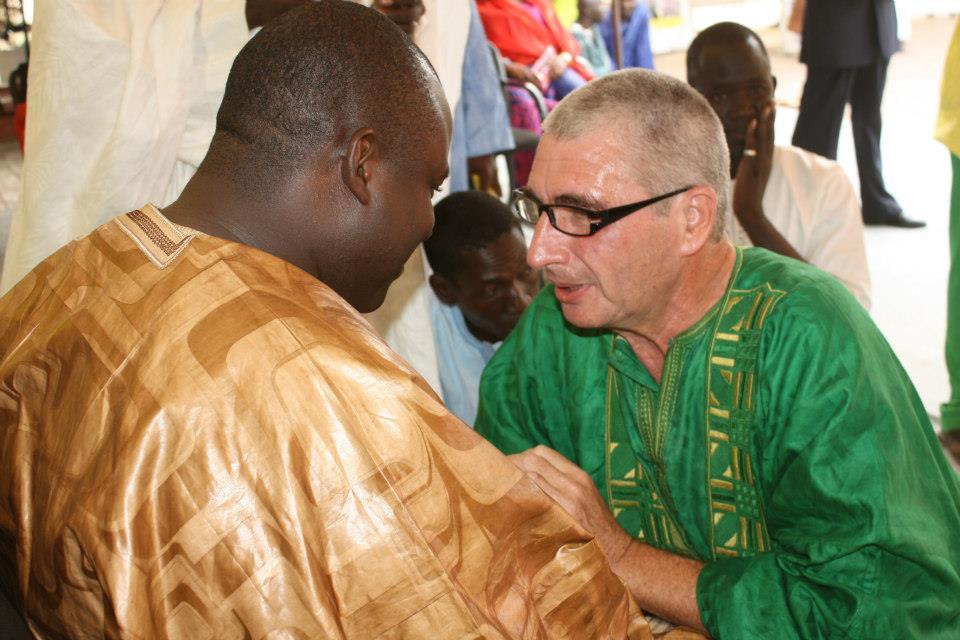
[162,168,292,268]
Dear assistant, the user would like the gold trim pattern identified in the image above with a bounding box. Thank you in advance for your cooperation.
[703,279,785,558]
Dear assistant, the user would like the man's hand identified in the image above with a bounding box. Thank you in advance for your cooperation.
[511,445,709,634]
[731,102,806,262]
[510,445,632,564]
[372,0,425,36]
[732,102,775,224]
[467,155,501,197]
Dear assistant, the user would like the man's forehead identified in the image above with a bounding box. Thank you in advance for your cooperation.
[531,129,632,199]
[693,42,769,85]
[462,230,527,277]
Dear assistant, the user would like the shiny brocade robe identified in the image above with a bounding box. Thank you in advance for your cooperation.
[0,205,686,639]
[477,247,960,639]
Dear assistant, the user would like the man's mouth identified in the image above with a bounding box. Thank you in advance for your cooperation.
[552,282,590,303]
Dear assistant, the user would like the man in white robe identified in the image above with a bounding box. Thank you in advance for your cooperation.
[0,0,249,292]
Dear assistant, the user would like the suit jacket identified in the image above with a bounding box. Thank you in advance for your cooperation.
[800,0,899,68]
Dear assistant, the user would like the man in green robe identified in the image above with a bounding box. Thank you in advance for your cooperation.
[476,68,960,638]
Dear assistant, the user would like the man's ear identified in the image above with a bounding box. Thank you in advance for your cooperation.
[341,127,378,205]
[678,186,718,256]
[771,74,778,93]
[429,273,459,306]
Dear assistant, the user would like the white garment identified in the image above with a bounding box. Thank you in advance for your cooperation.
[0,142,22,273]
[429,291,498,426]
[0,0,248,292]
[364,0,471,393]
[728,145,872,309]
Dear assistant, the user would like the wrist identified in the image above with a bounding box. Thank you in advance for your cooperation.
[602,527,634,569]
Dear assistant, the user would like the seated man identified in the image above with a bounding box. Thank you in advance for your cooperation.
[476,69,960,638]
[425,191,540,424]
[0,4,660,637]
[687,22,871,308]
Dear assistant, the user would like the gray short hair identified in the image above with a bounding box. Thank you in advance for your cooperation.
[543,69,729,239]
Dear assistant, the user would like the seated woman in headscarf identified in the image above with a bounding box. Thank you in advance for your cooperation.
[478,0,594,99]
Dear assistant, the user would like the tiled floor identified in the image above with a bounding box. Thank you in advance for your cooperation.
[657,15,958,426]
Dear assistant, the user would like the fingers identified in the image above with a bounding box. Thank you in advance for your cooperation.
[512,447,586,495]
[510,449,582,515]
[528,444,587,479]
[743,101,776,159]
[513,446,603,514]
[761,103,776,154]
[752,103,776,170]
[743,118,758,159]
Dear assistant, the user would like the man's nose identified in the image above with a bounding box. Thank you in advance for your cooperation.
[527,214,564,270]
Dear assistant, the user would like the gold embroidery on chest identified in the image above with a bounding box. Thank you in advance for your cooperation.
[704,283,785,558]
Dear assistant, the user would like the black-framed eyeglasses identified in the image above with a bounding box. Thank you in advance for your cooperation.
[510,186,693,237]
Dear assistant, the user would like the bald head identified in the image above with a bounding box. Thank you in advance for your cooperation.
[213,0,446,178]
[685,23,775,177]
[166,0,452,313]
[686,22,769,86]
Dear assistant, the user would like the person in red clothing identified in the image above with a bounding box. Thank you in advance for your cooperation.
[478,0,593,98]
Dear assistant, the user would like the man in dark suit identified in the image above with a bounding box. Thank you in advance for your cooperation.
[792,0,923,227]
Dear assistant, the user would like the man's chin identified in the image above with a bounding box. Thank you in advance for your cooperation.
[559,306,606,330]
[355,263,408,313]
[352,283,391,314]
[554,285,607,329]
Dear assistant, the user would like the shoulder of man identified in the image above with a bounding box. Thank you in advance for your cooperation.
[92,211,436,405]
[737,246,865,324]
[774,144,846,175]
[770,144,857,201]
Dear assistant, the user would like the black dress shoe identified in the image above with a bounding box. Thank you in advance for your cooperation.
[862,214,926,228]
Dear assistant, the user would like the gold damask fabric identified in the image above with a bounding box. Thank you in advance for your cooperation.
[0,205,670,639]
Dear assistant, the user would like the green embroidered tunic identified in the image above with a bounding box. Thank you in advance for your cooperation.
[476,247,960,639]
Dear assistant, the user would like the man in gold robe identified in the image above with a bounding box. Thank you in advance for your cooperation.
[0,2,704,638]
